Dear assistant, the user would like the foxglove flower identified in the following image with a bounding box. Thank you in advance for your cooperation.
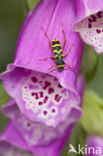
[0,0,84,129]
[0,75,84,156]
[0,120,72,156]
[86,136,103,156]
[74,0,103,53]
[1,75,85,148]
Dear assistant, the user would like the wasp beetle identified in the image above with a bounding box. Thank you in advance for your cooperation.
[39,24,75,72]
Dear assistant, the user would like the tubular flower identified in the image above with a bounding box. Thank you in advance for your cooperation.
[1,75,85,147]
[0,0,84,128]
[0,120,73,156]
[86,136,103,156]
[1,0,83,127]
[0,75,85,156]
[74,0,103,53]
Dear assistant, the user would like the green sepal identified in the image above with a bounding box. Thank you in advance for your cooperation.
[0,83,10,109]
[80,90,103,137]
[26,0,39,11]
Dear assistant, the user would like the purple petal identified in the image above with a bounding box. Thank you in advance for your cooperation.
[11,0,83,88]
[87,136,103,156]
[0,121,74,156]
[1,75,85,147]
[0,0,84,128]
[74,0,103,53]
[1,67,83,128]
[0,142,34,156]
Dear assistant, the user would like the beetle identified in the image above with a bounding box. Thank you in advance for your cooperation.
[39,24,74,72]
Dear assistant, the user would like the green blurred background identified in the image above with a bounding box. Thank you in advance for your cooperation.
[0,0,103,156]
[0,0,27,134]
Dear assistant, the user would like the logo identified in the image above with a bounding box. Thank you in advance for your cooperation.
[68,144,102,155]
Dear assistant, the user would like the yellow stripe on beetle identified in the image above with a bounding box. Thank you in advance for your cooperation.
[57,64,64,67]
[52,44,61,47]
[52,39,59,42]
[53,50,58,53]
[58,49,63,53]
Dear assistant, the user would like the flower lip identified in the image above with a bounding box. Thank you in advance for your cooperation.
[5,63,79,94]
[74,10,103,53]
[74,0,103,24]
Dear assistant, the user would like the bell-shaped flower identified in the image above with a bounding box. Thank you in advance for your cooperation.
[0,75,84,156]
[74,0,103,53]
[0,75,85,148]
[86,136,103,156]
[0,119,73,156]
[0,0,84,128]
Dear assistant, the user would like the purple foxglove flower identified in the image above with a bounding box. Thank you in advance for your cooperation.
[0,120,73,156]
[0,76,85,156]
[86,136,103,156]
[1,75,85,148]
[74,0,103,54]
[0,0,84,128]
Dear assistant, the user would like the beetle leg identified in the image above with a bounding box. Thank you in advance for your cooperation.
[42,27,53,51]
[65,63,73,69]
[61,23,66,50]
[39,57,55,61]
[64,44,74,58]
[48,62,55,71]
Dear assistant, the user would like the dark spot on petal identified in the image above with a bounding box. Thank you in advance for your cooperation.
[39,92,43,98]
[48,88,54,94]
[31,92,35,96]
[38,101,43,106]
[43,96,48,103]
[43,110,48,115]
[31,92,39,99]
[91,15,96,22]
[88,18,92,23]
[52,109,56,113]
[58,83,62,88]
[96,29,101,34]
[43,81,51,89]
[27,123,31,127]
[55,94,62,102]
[88,23,92,28]
[31,76,38,83]
[54,78,58,81]
[97,11,102,18]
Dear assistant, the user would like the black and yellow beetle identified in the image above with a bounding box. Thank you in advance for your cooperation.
[39,24,74,72]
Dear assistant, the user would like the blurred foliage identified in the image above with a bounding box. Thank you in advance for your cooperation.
[0,0,103,156]
[26,0,40,11]
[81,45,99,82]
[0,0,27,136]
[0,112,8,134]
[80,90,103,137]
[0,83,10,109]
[0,0,27,73]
